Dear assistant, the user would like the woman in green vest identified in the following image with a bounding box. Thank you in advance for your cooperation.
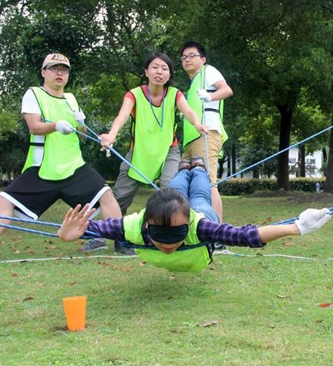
[58,157,331,273]
[95,52,208,255]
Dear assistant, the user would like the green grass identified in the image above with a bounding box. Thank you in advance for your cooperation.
[1,192,333,365]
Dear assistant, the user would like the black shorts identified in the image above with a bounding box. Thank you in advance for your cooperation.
[1,165,110,219]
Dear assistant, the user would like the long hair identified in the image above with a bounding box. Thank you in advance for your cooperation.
[144,188,190,226]
[143,52,174,86]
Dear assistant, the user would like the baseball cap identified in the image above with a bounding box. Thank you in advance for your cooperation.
[42,53,70,69]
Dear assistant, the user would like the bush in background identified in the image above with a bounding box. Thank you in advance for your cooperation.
[219,177,326,196]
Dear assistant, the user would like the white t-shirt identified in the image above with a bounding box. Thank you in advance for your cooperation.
[21,88,42,114]
[21,88,86,117]
[202,64,225,134]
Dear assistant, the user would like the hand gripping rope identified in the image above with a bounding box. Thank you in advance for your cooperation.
[1,120,333,253]
[199,70,210,175]
[0,119,160,240]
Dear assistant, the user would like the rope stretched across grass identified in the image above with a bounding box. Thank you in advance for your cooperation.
[1,123,332,252]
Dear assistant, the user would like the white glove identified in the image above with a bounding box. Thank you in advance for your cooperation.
[55,120,74,135]
[73,110,86,127]
[295,208,331,235]
[100,144,112,158]
[196,89,212,102]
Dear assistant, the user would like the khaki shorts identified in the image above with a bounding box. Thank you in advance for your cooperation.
[182,130,222,184]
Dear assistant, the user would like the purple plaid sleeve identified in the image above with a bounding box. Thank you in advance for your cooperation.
[197,219,266,248]
[87,217,125,241]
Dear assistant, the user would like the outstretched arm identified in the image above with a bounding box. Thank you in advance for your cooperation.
[176,95,209,135]
[258,208,331,243]
[99,97,134,147]
[57,204,96,242]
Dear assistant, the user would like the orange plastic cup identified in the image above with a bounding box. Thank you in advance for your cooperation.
[62,296,87,331]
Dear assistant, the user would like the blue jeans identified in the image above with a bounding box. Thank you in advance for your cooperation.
[168,169,219,223]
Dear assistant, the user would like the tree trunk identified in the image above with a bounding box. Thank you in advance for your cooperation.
[231,142,236,175]
[324,123,333,192]
[299,145,306,177]
[277,105,293,190]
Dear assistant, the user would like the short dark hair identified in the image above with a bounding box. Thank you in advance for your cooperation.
[144,188,190,226]
[180,41,207,59]
[144,52,174,86]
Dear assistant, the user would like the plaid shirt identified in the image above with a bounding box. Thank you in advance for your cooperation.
[87,215,265,249]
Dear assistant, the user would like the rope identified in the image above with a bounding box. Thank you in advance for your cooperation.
[44,117,160,190]
[0,252,322,264]
[270,207,333,226]
[213,124,333,187]
[1,120,331,251]
[214,248,316,261]
[75,129,160,190]
[0,215,99,239]
[0,255,137,264]
[200,70,210,175]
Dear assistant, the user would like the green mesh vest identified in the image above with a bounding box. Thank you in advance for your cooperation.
[123,209,212,273]
[128,86,178,183]
[22,87,85,180]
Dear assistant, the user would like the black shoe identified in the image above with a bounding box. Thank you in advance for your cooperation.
[214,243,228,251]
[79,238,108,252]
[114,240,136,256]
[190,156,206,170]
[178,159,191,171]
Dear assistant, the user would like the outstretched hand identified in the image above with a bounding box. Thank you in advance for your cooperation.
[295,208,331,235]
[57,204,96,242]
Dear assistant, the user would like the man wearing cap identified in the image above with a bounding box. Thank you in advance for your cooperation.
[0,53,121,248]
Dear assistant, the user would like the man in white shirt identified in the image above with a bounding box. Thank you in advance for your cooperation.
[180,41,233,223]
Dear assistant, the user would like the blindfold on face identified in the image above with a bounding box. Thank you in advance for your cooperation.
[148,224,189,244]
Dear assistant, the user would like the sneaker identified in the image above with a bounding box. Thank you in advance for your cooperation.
[79,238,108,252]
[214,243,227,250]
[114,240,137,256]
[190,156,206,170]
[178,159,191,171]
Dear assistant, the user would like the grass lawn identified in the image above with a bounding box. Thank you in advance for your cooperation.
[1,190,333,365]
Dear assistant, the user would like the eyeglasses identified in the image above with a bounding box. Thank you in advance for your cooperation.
[46,66,70,74]
[180,53,202,61]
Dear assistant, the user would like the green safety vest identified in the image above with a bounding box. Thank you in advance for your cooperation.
[183,65,228,148]
[128,86,178,183]
[22,87,85,180]
[123,209,212,273]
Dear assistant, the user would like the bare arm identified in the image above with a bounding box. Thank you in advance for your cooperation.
[100,97,134,147]
[176,95,209,134]
[209,79,233,102]
[258,223,299,243]
[258,208,331,243]
[24,113,58,135]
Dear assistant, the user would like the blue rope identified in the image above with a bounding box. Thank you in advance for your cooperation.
[213,124,333,187]
[0,215,99,239]
[4,119,330,244]
[75,129,160,190]
[0,222,99,239]
[270,206,333,226]
[199,69,210,175]
[0,215,61,227]
[44,117,160,190]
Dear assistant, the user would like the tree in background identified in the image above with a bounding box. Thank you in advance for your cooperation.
[1,0,333,188]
